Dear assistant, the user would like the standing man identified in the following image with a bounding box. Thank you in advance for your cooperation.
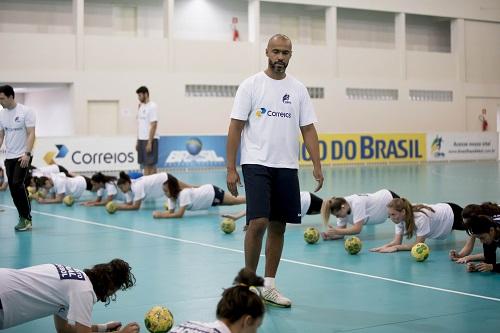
[0,85,36,231]
[226,34,324,307]
[136,86,158,176]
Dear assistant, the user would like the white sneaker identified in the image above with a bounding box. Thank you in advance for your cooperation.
[260,287,292,308]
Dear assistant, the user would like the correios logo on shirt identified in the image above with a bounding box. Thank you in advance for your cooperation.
[255,108,291,119]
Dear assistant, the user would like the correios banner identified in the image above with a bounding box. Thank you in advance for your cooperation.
[31,137,139,172]
[300,133,427,165]
[427,132,498,161]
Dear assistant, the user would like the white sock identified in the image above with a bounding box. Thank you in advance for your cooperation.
[264,277,275,289]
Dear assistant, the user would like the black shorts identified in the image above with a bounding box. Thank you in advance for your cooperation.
[212,185,225,206]
[306,192,323,215]
[447,202,465,230]
[137,139,159,167]
[242,164,301,224]
[389,190,400,199]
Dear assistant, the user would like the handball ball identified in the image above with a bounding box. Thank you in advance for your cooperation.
[220,218,236,234]
[63,195,74,207]
[411,243,430,262]
[105,201,117,214]
[144,305,174,333]
[303,227,320,244]
[344,236,362,255]
[185,137,202,156]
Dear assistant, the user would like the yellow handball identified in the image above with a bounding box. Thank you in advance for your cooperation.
[27,186,37,195]
[164,202,169,210]
[105,201,117,214]
[144,305,174,333]
[344,236,362,255]
[220,218,236,234]
[63,195,74,207]
[303,227,320,244]
[411,243,430,262]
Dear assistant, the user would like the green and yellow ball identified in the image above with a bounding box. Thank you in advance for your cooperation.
[344,236,362,255]
[303,227,320,244]
[105,201,117,214]
[63,195,74,207]
[144,305,174,333]
[411,242,430,262]
[220,218,236,234]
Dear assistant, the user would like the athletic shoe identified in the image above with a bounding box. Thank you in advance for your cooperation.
[260,287,292,308]
[14,218,32,231]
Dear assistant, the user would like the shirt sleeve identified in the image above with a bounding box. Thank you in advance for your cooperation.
[96,188,104,197]
[148,103,158,123]
[230,80,252,121]
[299,84,317,127]
[415,213,430,237]
[394,222,404,235]
[25,108,36,127]
[167,197,176,210]
[67,290,95,328]
[132,181,145,201]
[55,177,66,195]
[105,182,117,196]
[178,190,192,208]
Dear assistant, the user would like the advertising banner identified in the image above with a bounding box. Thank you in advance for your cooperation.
[158,135,233,168]
[300,133,427,165]
[31,136,139,172]
[427,132,498,161]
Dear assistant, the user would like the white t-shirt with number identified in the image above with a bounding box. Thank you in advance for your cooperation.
[170,320,231,333]
[230,72,317,169]
[0,103,36,159]
[167,184,215,211]
[50,174,87,199]
[337,189,393,227]
[137,101,158,140]
[395,203,454,240]
[0,264,96,329]
[96,181,118,198]
[129,172,167,202]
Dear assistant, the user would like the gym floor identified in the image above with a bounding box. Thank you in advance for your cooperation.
[1,161,499,332]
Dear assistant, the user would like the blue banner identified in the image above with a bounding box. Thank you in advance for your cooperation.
[159,135,237,168]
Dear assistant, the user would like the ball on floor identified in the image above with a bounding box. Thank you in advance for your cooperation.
[344,236,362,255]
[411,242,430,262]
[220,218,236,234]
[303,227,320,244]
[144,305,174,333]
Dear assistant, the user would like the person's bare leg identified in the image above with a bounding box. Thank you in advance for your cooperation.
[244,218,268,272]
[221,192,246,205]
[265,221,286,277]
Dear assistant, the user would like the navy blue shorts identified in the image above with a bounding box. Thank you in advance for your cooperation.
[212,185,225,206]
[137,139,158,167]
[242,164,301,224]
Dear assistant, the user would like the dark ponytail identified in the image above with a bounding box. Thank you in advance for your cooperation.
[165,175,181,199]
[84,258,136,306]
[91,172,117,184]
[117,171,131,186]
[216,268,265,323]
[464,215,499,236]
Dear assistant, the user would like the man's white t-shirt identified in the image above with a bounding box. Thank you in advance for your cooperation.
[0,264,96,329]
[137,101,159,140]
[395,203,454,240]
[167,184,215,211]
[0,103,36,159]
[230,72,317,169]
[50,174,87,199]
[337,189,393,227]
[96,182,118,198]
[170,320,231,333]
[129,172,167,202]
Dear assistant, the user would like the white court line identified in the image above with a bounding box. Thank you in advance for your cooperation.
[2,204,500,303]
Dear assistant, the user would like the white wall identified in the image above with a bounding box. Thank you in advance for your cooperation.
[1,0,500,137]
[174,0,248,41]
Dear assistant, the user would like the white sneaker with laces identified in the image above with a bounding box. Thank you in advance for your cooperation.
[260,287,292,308]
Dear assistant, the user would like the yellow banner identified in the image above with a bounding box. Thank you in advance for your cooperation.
[300,133,427,165]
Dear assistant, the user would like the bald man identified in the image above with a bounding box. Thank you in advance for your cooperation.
[226,34,324,307]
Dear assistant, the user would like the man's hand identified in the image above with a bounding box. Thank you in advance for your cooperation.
[313,167,323,192]
[226,168,241,197]
[19,154,30,168]
[146,141,152,153]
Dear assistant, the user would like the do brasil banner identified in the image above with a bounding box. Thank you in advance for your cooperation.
[300,133,427,165]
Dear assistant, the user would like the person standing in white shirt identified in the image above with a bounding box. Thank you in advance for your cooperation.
[0,258,139,333]
[320,189,400,240]
[370,198,465,253]
[170,268,264,333]
[226,34,323,308]
[152,174,245,219]
[136,86,159,176]
[0,85,36,231]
